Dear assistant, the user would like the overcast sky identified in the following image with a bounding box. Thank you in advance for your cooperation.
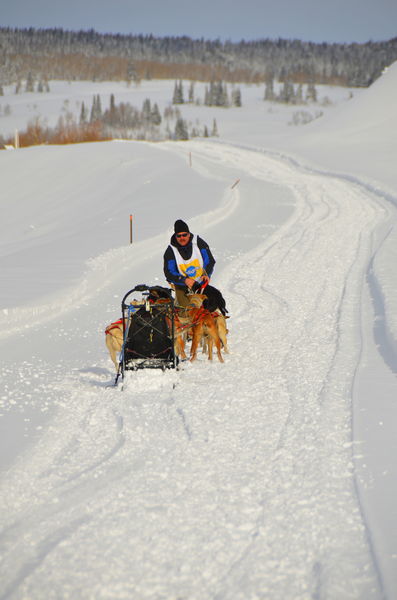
[1,0,396,43]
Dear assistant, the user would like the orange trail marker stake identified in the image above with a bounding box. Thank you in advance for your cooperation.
[231,178,240,189]
[130,214,133,244]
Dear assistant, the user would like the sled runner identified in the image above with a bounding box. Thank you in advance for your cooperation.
[116,284,178,383]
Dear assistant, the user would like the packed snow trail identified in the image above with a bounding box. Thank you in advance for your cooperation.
[0,141,389,599]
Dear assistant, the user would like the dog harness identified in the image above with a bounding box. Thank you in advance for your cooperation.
[105,320,123,335]
[170,235,204,281]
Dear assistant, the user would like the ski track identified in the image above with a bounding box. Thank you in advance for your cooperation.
[0,141,388,599]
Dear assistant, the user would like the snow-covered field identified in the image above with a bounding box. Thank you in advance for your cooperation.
[1,63,397,599]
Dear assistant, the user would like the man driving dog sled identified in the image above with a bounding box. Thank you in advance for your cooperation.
[163,219,215,307]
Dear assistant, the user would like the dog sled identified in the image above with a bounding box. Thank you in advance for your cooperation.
[115,284,179,384]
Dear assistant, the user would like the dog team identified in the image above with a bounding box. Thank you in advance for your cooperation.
[105,219,229,370]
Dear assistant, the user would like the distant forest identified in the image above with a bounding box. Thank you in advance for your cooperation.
[1,27,397,88]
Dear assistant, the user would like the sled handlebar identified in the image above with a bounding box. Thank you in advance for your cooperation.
[121,285,173,309]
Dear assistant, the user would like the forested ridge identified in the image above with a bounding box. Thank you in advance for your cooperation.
[1,27,397,87]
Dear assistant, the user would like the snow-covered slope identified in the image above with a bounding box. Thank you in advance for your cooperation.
[266,61,397,194]
[1,65,397,599]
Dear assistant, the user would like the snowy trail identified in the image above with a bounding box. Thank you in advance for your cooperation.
[0,141,390,599]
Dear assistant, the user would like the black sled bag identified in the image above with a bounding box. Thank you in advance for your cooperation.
[124,305,173,365]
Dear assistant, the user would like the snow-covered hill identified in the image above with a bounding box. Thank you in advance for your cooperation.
[1,65,397,599]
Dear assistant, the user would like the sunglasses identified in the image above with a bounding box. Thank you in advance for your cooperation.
[176,233,189,238]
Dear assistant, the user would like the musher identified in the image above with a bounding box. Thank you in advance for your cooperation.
[163,219,216,307]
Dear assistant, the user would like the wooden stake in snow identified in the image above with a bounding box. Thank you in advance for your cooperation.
[130,214,133,244]
[231,178,240,189]
[14,130,20,149]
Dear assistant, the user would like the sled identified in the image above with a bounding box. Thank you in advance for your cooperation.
[116,284,178,383]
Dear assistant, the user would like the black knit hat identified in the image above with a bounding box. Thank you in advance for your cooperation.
[174,219,190,234]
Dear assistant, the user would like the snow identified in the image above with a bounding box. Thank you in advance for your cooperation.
[1,63,397,599]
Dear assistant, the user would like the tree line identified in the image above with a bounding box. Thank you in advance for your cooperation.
[0,93,219,147]
[1,27,397,87]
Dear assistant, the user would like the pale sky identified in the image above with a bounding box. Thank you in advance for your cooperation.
[1,0,396,43]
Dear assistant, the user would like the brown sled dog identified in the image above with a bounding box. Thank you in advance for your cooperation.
[194,284,229,355]
[104,301,143,370]
[105,319,124,371]
[186,294,224,363]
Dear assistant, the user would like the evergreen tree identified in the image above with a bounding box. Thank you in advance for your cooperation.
[295,83,304,104]
[80,101,88,124]
[0,85,3,96]
[174,117,189,140]
[96,94,102,117]
[188,81,195,103]
[264,75,276,101]
[306,82,317,102]
[126,61,139,85]
[203,125,209,137]
[25,72,34,92]
[211,118,219,137]
[110,93,116,115]
[221,82,229,107]
[142,98,151,122]
[172,80,184,104]
[278,80,295,104]
[150,102,161,125]
[204,86,210,106]
[232,87,242,107]
[90,94,102,121]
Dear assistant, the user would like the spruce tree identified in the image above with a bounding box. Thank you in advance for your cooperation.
[232,87,242,107]
[142,98,151,122]
[172,80,184,104]
[306,82,317,102]
[188,81,195,103]
[264,77,275,101]
[204,86,210,106]
[25,72,34,92]
[174,117,189,140]
[278,80,295,103]
[80,101,88,124]
[150,103,161,125]
[296,83,304,104]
